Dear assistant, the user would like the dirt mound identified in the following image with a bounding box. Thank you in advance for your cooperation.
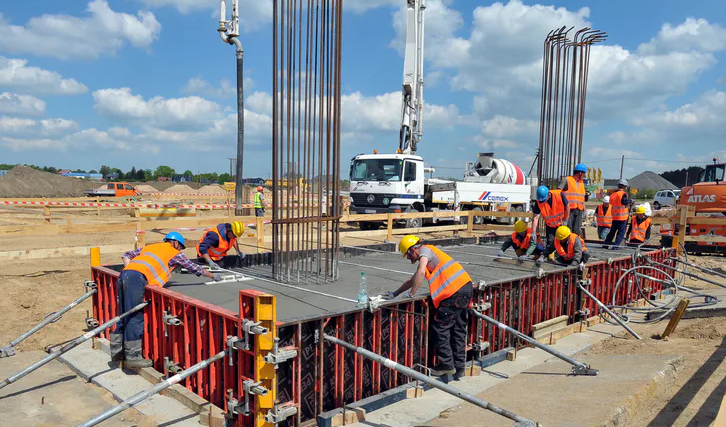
[197,184,225,195]
[164,184,195,194]
[135,184,159,194]
[0,165,98,198]
[673,318,726,340]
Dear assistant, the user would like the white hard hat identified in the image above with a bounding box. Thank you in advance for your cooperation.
[603,195,610,203]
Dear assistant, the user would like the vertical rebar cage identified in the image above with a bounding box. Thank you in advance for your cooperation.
[272,0,343,284]
[537,27,606,189]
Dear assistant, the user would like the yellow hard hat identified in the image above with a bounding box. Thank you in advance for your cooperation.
[230,221,245,237]
[635,206,646,215]
[514,220,527,233]
[399,235,420,257]
[555,226,571,241]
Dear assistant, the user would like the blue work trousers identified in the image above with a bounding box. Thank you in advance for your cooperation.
[114,270,147,341]
[603,220,628,249]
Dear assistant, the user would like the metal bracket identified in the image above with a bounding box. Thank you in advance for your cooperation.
[240,319,269,351]
[571,364,599,376]
[0,345,15,358]
[476,280,487,290]
[263,337,297,369]
[577,308,591,319]
[84,280,97,291]
[164,357,183,377]
[472,341,490,353]
[265,403,298,424]
[535,267,545,279]
[367,296,383,313]
[472,303,491,313]
[162,310,182,337]
[85,317,100,328]
[240,380,269,416]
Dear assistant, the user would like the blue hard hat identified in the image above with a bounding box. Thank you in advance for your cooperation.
[536,185,549,202]
[163,231,186,249]
[574,163,587,173]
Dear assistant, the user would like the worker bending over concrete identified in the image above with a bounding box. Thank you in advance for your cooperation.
[113,233,220,368]
[531,186,570,246]
[387,235,473,381]
[602,179,633,250]
[196,221,246,270]
[626,206,652,245]
[497,220,543,261]
[595,195,612,240]
[559,163,588,235]
[539,226,590,270]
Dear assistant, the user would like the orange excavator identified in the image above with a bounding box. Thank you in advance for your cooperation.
[663,158,726,253]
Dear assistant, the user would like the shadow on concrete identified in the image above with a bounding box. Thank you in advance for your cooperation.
[0,375,75,399]
[157,412,199,427]
[90,366,116,382]
[647,336,726,427]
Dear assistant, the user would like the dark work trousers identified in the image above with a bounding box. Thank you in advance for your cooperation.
[544,226,557,247]
[603,220,628,249]
[255,208,265,217]
[431,282,473,371]
[114,270,147,342]
[555,251,590,266]
[197,255,239,269]
[567,208,584,236]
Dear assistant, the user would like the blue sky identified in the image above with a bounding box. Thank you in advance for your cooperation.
[1,0,725,180]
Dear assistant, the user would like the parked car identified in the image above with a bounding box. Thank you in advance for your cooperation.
[84,182,139,198]
[653,189,680,210]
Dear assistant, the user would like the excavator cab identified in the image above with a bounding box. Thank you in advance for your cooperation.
[699,160,724,183]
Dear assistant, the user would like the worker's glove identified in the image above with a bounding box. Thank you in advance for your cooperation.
[213,273,223,282]
[497,250,505,258]
[208,260,221,270]
[381,291,397,300]
[238,252,245,261]
[578,262,585,271]
[401,291,413,299]
[518,255,528,262]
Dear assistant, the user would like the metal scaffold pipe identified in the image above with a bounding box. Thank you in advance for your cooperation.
[0,282,97,358]
[577,281,641,339]
[323,334,542,427]
[470,309,598,376]
[0,302,148,390]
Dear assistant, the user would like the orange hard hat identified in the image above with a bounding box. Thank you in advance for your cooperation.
[257,186,263,192]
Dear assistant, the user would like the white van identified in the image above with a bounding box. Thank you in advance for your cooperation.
[653,189,680,210]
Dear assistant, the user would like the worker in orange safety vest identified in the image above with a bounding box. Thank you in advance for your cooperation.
[539,226,590,270]
[559,163,588,236]
[595,195,613,240]
[196,221,246,270]
[531,186,570,247]
[497,220,544,261]
[626,205,652,245]
[602,179,634,250]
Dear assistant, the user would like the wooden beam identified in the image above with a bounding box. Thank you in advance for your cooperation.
[0,244,131,261]
[342,224,467,239]
[661,298,690,339]
[684,235,726,243]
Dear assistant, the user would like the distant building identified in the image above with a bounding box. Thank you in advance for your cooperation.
[58,169,71,175]
[61,172,104,180]
[106,172,120,180]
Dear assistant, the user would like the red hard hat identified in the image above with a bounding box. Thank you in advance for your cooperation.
[257,186,263,192]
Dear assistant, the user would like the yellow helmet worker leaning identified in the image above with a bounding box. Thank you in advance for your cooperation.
[635,205,646,215]
[514,220,527,233]
[399,235,421,257]
[555,225,571,241]
[230,221,245,237]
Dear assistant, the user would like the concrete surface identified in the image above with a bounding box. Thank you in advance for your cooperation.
[59,341,200,427]
[0,350,135,427]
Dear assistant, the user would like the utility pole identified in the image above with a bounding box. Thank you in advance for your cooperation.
[227,157,235,179]
[219,0,245,215]
[619,155,625,180]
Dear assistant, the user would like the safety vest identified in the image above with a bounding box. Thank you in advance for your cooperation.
[537,189,566,228]
[595,204,613,227]
[423,245,472,308]
[630,217,652,242]
[196,226,236,261]
[511,229,533,250]
[610,190,628,221]
[554,234,587,261]
[124,242,179,287]
[254,192,263,209]
[563,176,585,210]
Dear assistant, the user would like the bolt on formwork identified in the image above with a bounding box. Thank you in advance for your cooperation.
[272,0,343,284]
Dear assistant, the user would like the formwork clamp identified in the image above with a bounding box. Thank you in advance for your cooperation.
[472,302,491,313]
[84,280,98,291]
[240,319,269,351]
[164,357,183,376]
[263,337,297,369]
[472,341,490,353]
[227,381,270,417]
[162,311,182,337]
[264,402,298,424]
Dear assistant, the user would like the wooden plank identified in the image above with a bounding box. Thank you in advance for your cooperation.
[661,298,690,339]
[676,206,689,254]
[342,224,467,239]
[652,216,726,225]
[386,213,393,242]
[0,244,131,261]
[471,224,520,232]
[684,235,726,243]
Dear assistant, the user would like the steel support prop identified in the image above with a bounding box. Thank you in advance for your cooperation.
[0,281,97,358]
[577,281,641,339]
[470,308,598,376]
[0,302,148,390]
[663,258,726,287]
[323,334,541,427]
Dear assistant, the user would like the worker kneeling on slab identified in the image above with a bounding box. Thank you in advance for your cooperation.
[497,220,544,262]
[113,232,221,368]
[386,235,473,381]
[196,221,246,270]
[538,226,590,271]
[626,205,652,245]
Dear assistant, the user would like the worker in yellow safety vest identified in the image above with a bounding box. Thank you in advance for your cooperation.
[602,179,633,250]
[595,196,613,240]
[385,235,473,381]
[626,205,652,245]
[254,186,265,217]
[196,221,246,269]
[112,233,220,368]
[532,186,570,246]
[559,163,588,236]
[539,226,590,270]
[497,220,544,261]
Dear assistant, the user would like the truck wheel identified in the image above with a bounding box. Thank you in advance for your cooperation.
[509,205,524,224]
[359,222,379,231]
[405,208,422,229]
[653,202,660,210]
[473,207,484,225]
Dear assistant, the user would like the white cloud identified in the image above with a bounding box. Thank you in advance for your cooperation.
[638,18,726,55]
[136,0,272,32]
[480,115,538,138]
[182,77,254,98]
[0,57,88,95]
[0,92,45,116]
[0,116,79,136]
[0,0,161,60]
[0,127,156,153]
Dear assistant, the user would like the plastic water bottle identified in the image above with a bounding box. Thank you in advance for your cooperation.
[358,271,369,306]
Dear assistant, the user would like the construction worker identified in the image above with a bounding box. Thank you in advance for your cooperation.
[388,235,473,380]
[112,232,220,368]
[531,186,570,247]
[196,221,246,270]
[626,205,652,245]
[497,220,543,261]
[539,226,590,270]
[602,179,633,250]
[559,163,588,235]
[254,186,265,217]
[595,195,613,240]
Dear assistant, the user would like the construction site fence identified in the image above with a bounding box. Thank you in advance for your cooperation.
[90,239,674,426]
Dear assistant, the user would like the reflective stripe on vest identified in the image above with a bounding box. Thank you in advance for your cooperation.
[196,226,236,261]
[538,189,565,228]
[630,217,652,242]
[423,245,472,308]
[254,192,263,208]
[595,204,613,227]
[511,229,532,250]
[125,242,179,287]
[554,234,587,260]
[610,190,628,221]
[563,176,585,210]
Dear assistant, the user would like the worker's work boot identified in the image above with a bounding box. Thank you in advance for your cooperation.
[453,368,467,381]
[123,340,153,369]
[430,366,456,377]
[109,333,124,362]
